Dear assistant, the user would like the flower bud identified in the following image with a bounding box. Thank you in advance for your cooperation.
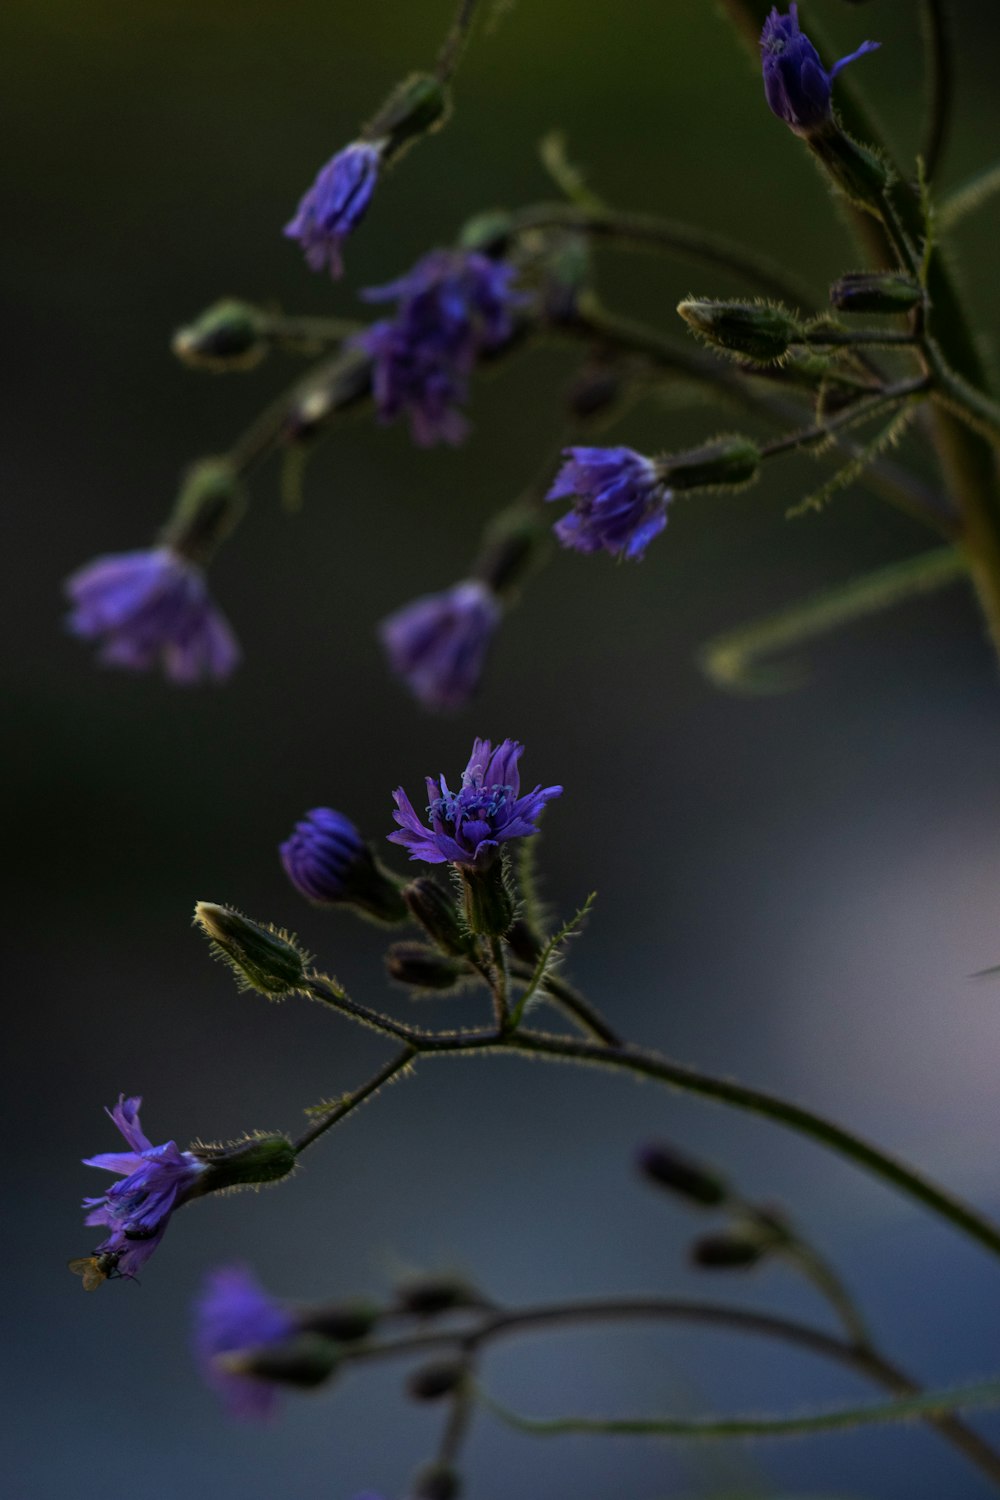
[658,436,760,493]
[406,1358,466,1402]
[637,1143,728,1209]
[194,902,308,998]
[690,1229,769,1270]
[473,510,545,599]
[195,1133,297,1194]
[282,349,374,444]
[403,878,474,957]
[458,209,515,255]
[281,808,407,924]
[386,942,470,992]
[172,300,268,372]
[829,271,922,315]
[299,1300,381,1343]
[394,1273,482,1317]
[677,299,802,364]
[163,460,246,564]
[411,1461,462,1500]
[220,1331,339,1388]
[368,73,450,159]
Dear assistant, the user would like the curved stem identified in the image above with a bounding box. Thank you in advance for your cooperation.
[509,203,815,307]
[337,1296,1000,1484]
[435,0,484,83]
[293,1047,416,1155]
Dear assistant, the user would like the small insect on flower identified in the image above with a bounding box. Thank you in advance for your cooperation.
[68,1250,125,1291]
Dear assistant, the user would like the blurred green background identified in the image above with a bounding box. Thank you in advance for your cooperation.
[7,1,1000,1496]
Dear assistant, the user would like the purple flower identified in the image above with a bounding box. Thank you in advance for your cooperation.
[65,546,240,684]
[380,579,501,711]
[354,250,522,446]
[760,5,879,137]
[82,1095,206,1277]
[547,447,670,561]
[194,1265,297,1420]
[389,737,562,869]
[281,808,368,904]
[284,141,381,278]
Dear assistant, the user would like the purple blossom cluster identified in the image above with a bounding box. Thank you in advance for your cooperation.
[380,578,501,710]
[760,5,879,137]
[65,547,239,684]
[355,249,522,445]
[547,446,670,561]
[194,1265,297,1419]
[284,141,382,278]
[389,736,562,868]
[82,1095,205,1277]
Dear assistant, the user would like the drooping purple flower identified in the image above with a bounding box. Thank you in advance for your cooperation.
[380,579,501,711]
[65,546,240,684]
[547,447,670,561]
[389,737,562,869]
[284,141,381,278]
[354,250,522,446]
[760,5,879,137]
[82,1095,206,1277]
[194,1265,298,1420]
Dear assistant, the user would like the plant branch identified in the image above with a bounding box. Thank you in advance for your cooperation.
[921,0,953,185]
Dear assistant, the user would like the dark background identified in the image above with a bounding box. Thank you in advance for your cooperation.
[6,2,1000,1496]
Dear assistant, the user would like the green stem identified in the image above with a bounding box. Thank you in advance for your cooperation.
[435,0,484,83]
[699,544,967,693]
[482,1377,1000,1442]
[939,161,1000,232]
[510,960,623,1046]
[293,1047,416,1154]
[489,935,510,1031]
[921,0,953,184]
[336,1296,1000,1485]
[509,203,815,307]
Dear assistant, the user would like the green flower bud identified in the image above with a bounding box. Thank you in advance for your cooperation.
[637,1142,729,1209]
[299,1300,381,1343]
[460,861,514,938]
[172,300,268,372]
[385,942,471,992]
[194,1133,297,1193]
[658,436,761,493]
[406,1358,466,1402]
[394,1273,482,1317]
[194,902,308,998]
[677,298,803,364]
[411,1461,462,1500]
[368,73,450,159]
[690,1228,769,1270]
[829,271,922,315]
[163,460,245,564]
[221,1332,339,1389]
[403,878,474,956]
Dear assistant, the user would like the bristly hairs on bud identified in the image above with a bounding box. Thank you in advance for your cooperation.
[189,1130,298,1196]
[193,901,310,999]
[656,434,761,495]
[677,297,804,365]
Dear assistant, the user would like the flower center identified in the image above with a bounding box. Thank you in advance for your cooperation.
[429,782,513,829]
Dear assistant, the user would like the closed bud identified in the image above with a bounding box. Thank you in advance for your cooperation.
[658,436,760,493]
[172,299,268,372]
[221,1332,339,1388]
[829,271,922,315]
[406,1358,466,1402]
[394,1273,482,1317]
[411,1461,462,1500]
[163,460,245,564]
[459,210,515,255]
[637,1143,728,1209]
[282,349,373,444]
[677,299,803,364]
[474,509,545,599]
[368,73,450,158]
[195,1133,297,1193]
[386,942,470,992]
[299,1300,381,1343]
[403,878,474,957]
[691,1229,768,1270]
[194,902,308,998]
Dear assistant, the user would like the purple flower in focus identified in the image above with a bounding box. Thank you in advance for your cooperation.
[284,141,381,278]
[82,1095,206,1277]
[760,5,879,137]
[354,250,522,446]
[389,737,562,869]
[65,546,239,684]
[547,447,670,561]
[194,1265,297,1420]
[380,579,501,711]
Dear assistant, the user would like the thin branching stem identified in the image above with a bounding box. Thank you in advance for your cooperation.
[921,0,953,185]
